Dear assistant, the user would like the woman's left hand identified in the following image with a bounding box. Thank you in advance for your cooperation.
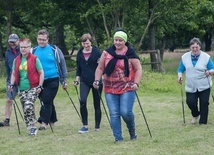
[131,83,139,90]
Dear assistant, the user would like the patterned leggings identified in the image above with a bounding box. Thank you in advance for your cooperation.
[19,87,38,130]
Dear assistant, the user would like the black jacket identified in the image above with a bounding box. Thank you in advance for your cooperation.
[76,46,102,86]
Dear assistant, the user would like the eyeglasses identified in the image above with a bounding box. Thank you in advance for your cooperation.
[37,38,47,41]
[20,46,30,49]
[9,42,16,44]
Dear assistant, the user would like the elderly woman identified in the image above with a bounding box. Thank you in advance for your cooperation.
[177,37,214,125]
[93,28,142,143]
[9,37,44,136]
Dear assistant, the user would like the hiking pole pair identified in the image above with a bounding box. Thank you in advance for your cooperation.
[10,92,22,135]
[135,91,152,138]
[179,77,185,125]
[38,97,54,133]
[11,92,24,121]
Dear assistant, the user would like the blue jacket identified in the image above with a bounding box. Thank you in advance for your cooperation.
[33,44,68,84]
[5,47,20,83]
[76,46,102,86]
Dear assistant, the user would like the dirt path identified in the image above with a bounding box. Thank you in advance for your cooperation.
[163,51,214,59]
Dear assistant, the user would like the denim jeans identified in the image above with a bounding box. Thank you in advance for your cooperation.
[105,90,136,140]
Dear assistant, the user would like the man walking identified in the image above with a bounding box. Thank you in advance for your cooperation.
[0,34,20,127]
[33,29,68,130]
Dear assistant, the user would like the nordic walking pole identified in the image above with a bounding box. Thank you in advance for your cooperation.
[97,89,111,129]
[74,85,83,108]
[74,86,85,108]
[64,89,82,120]
[11,92,24,121]
[180,82,186,125]
[206,71,214,102]
[74,86,81,102]
[38,97,53,133]
[12,98,21,135]
[135,91,152,138]
[9,87,21,134]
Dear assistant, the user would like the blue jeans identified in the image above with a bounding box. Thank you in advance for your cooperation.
[105,91,136,140]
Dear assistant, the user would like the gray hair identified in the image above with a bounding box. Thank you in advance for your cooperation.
[189,37,201,47]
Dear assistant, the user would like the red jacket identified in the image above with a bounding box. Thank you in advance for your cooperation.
[14,53,40,88]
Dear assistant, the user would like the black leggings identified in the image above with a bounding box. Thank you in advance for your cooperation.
[38,77,59,125]
[79,82,103,128]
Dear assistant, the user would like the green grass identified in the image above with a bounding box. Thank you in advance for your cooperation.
[1,56,214,155]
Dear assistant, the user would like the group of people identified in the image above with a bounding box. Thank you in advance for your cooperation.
[0,29,68,136]
[0,28,213,143]
[0,28,142,143]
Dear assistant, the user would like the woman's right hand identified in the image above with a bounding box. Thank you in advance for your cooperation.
[93,80,99,89]
[73,81,79,87]
[8,84,14,92]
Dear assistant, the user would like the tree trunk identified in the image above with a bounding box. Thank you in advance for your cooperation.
[97,0,110,44]
[6,0,13,49]
[53,26,69,56]
[204,30,212,52]
[148,0,158,71]
[160,35,167,61]
[84,16,98,47]
[0,33,2,76]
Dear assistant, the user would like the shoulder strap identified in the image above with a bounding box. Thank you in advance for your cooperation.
[32,46,38,54]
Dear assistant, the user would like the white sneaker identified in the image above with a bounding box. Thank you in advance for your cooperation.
[191,117,198,124]
[29,127,38,136]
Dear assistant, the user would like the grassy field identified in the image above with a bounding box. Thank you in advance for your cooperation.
[1,52,214,155]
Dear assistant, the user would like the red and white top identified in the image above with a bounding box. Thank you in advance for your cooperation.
[103,51,135,94]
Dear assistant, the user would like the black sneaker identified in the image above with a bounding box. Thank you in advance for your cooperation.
[29,127,38,136]
[114,139,123,144]
[0,120,10,127]
[0,122,4,127]
[129,129,137,140]
[39,126,46,130]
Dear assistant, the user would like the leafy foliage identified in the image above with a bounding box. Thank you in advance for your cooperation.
[0,0,213,55]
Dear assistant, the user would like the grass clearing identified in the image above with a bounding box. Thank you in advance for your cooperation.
[1,52,214,155]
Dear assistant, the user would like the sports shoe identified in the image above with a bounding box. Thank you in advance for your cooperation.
[114,139,123,144]
[94,128,100,132]
[129,129,137,140]
[78,127,88,134]
[191,116,198,124]
[29,127,38,136]
[0,122,5,127]
[0,119,10,127]
[39,126,46,130]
